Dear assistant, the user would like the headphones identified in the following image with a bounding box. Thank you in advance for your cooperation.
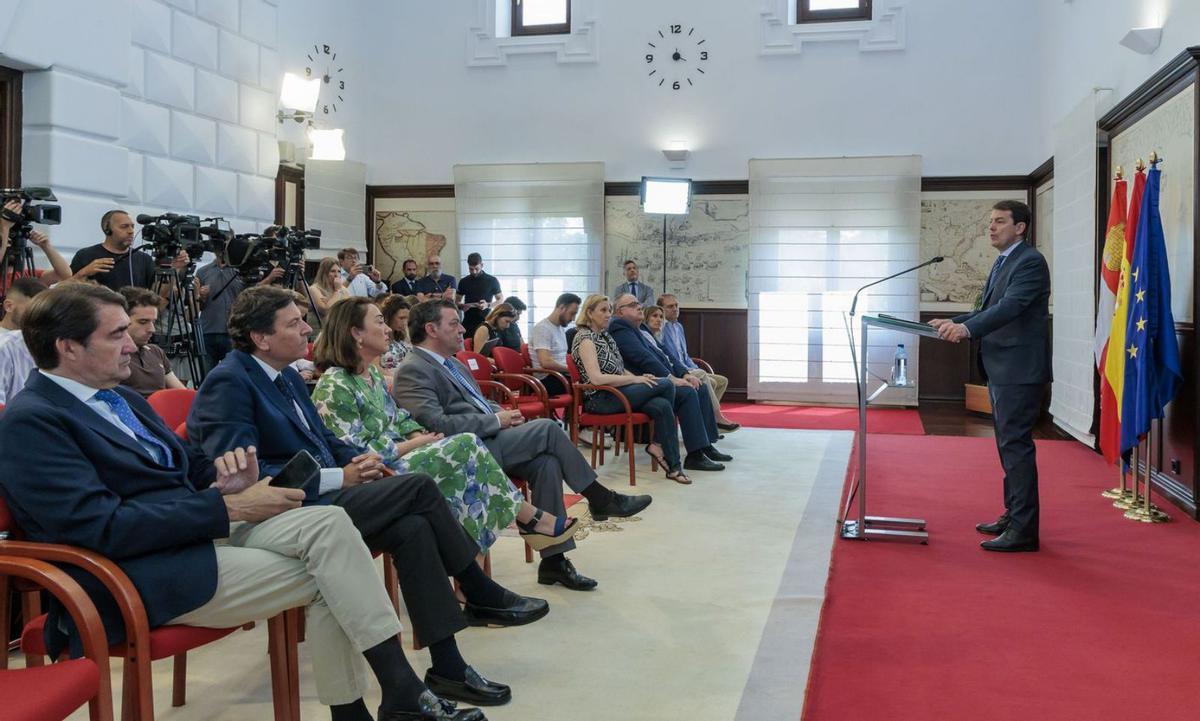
[100,209,126,237]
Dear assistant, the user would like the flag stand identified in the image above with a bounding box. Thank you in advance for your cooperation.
[1113,444,1143,510]
[1124,422,1169,523]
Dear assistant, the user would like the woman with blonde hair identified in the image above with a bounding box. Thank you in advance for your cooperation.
[310,257,350,314]
[311,297,578,550]
[470,302,516,357]
[570,294,690,484]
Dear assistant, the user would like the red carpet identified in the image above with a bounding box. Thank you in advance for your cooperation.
[721,402,924,434]
[802,435,1200,721]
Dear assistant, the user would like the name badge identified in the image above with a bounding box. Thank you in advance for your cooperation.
[467,358,479,371]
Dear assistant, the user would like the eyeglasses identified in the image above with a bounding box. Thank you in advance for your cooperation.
[617,302,641,310]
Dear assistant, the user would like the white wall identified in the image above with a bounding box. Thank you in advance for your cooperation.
[286,0,1046,184]
[1036,0,1200,162]
[1,0,281,259]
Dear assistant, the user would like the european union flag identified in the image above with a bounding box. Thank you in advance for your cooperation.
[1119,163,1183,454]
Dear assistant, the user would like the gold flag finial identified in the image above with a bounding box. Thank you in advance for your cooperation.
[1149,151,1161,165]
[1135,157,1146,171]
[1115,165,1124,180]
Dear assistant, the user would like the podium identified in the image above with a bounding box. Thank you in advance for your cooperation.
[840,314,941,543]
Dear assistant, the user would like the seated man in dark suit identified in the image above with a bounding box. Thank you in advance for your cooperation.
[607,294,729,472]
[190,286,539,708]
[391,299,652,591]
[0,283,483,721]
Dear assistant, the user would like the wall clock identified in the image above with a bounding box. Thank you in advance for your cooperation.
[304,43,346,116]
[645,24,709,90]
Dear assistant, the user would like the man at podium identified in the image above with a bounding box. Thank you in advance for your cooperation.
[929,200,1051,553]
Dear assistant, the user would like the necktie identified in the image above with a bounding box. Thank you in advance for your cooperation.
[273,375,337,467]
[93,389,174,468]
[984,254,1007,297]
[630,282,637,298]
[442,359,494,414]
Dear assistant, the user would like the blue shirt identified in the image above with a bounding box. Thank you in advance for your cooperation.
[660,320,697,371]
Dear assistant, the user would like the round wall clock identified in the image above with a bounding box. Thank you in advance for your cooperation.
[645,24,709,90]
[304,43,346,116]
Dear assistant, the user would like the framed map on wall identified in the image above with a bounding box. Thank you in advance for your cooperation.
[604,194,750,308]
[372,197,458,286]
[919,190,1030,312]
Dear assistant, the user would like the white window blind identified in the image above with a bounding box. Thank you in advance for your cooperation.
[748,156,922,405]
[454,162,604,338]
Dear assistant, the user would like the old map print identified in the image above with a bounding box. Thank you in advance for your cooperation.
[919,192,1026,311]
[373,209,452,285]
[604,195,749,308]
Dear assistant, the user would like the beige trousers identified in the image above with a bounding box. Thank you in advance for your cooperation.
[170,505,403,705]
[688,368,729,416]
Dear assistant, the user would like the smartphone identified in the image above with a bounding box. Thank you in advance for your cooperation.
[269,450,320,490]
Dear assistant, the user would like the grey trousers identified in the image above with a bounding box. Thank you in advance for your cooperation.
[484,418,598,557]
[170,506,402,705]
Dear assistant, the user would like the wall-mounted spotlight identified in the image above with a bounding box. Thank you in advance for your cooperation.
[278,72,321,124]
[309,128,346,161]
[1118,26,1163,55]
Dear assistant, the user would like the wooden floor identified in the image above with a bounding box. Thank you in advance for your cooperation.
[918,399,1071,440]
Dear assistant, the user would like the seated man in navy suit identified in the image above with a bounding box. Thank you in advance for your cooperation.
[190,286,544,708]
[607,293,729,472]
[0,283,484,721]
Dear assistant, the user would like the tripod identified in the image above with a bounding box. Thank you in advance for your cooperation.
[0,235,37,296]
[282,261,323,328]
[152,261,207,387]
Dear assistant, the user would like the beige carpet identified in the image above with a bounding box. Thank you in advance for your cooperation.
[55,427,849,721]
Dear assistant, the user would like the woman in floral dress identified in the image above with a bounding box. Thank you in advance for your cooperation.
[311,296,578,551]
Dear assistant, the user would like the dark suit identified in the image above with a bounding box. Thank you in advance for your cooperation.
[189,350,479,643]
[392,348,598,557]
[607,317,718,454]
[0,372,226,657]
[953,241,1051,537]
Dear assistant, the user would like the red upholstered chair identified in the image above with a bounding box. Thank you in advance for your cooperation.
[145,388,197,432]
[0,555,114,721]
[453,350,546,419]
[463,337,473,352]
[492,346,573,422]
[0,496,302,721]
[564,356,656,486]
[691,357,715,374]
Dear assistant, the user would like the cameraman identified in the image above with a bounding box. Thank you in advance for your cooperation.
[69,210,187,292]
[1,199,72,283]
[196,249,285,370]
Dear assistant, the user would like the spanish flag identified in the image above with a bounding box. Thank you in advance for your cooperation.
[1099,169,1145,463]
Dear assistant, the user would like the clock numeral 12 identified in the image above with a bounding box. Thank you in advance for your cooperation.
[670,24,681,33]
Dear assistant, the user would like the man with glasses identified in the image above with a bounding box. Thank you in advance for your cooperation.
[416,255,456,302]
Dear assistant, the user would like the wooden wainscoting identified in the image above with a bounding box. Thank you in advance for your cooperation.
[678,308,748,402]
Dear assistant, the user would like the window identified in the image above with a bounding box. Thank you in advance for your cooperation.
[798,0,871,23]
[512,0,570,37]
[454,163,603,340]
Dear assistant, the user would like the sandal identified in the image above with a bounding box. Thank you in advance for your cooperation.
[665,467,692,485]
[644,443,667,468]
[517,509,580,551]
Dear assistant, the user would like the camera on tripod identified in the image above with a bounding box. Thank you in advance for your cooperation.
[137,212,215,267]
[226,225,321,284]
[2,187,62,248]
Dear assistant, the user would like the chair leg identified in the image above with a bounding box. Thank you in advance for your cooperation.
[589,426,599,468]
[383,556,402,619]
[597,426,606,466]
[171,653,187,707]
[0,575,9,671]
[484,552,493,577]
[20,589,43,667]
[121,653,154,721]
[612,425,621,458]
[626,423,636,486]
[267,614,297,721]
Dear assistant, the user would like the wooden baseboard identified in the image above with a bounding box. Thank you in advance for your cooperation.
[964,383,992,415]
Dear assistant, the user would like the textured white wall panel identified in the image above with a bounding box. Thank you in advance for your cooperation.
[23,130,128,197]
[196,0,238,31]
[194,68,238,122]
[127,151,145,202]
[131,0,172,53]
[194,166,239,215]
[23,71,122,140]
[257,132,280,176]
[216,123,258,172]
[120,97,171,154]
[144,51,195,110]
[172,10,219,70]
[238,84,276,134]
[219,29,258,84]
[237,173,275,219]
[240,0,277,48]
[128,46,146,97]
[170,110,217,164]
[144,156,195,208]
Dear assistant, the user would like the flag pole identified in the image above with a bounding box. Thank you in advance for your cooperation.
[1126,420,1169,522]
[1114,442,1142,510]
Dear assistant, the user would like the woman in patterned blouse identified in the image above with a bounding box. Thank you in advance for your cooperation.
[311,297,579,551]
[570,294,691,484]
[378,295,413,372]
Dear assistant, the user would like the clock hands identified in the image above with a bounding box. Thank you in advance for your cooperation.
[672,49,686,62]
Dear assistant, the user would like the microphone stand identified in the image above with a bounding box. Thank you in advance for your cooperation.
[840,256,942,525]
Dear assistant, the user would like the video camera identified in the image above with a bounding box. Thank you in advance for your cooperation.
[137,212,208,266]
[1,187,63,255]
[226,225,321,284]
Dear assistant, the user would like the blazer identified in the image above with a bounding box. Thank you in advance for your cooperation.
[391,348,503,440]
[188,350,360,499]
[607,317,686,378]
[953,242,1052,385]
[0,373,228,657]
[612,280,655,306]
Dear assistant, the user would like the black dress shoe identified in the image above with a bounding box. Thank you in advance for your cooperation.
[683,453,724,472]
[975,514,1011,536]
[379,690,486,721]
[537,556,598,591]
[425,667,511,706]
[588,491,652,521]
[980,528,1038,552]
[717,421,741,432]
[462,590,548,627]
[703,446,733,462]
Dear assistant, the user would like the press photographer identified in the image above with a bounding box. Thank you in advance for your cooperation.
[1,188,72,287]
[197,228,290,370]
[69,209,190,292]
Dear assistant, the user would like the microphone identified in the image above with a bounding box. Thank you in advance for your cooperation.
[849,256,943,317]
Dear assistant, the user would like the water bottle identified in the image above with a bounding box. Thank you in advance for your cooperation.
[891,344,908,386]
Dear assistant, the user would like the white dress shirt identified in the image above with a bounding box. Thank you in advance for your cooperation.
[250,354,344,494]
[348,272,386,298]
